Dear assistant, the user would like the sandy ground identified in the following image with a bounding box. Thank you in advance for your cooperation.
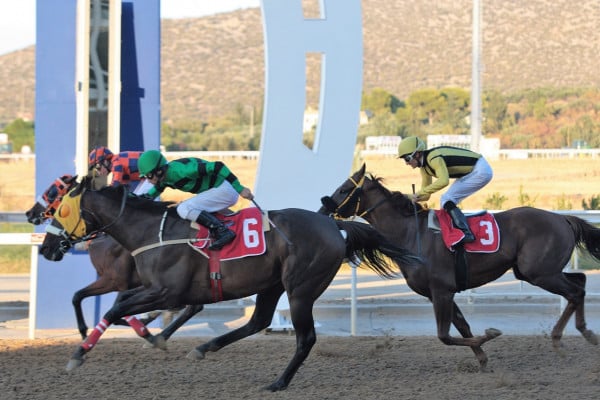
[1,334,599,400]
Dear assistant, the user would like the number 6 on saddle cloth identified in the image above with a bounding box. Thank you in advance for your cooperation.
[190,207,268,261]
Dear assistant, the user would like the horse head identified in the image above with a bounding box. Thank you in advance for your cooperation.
[320,163,371,218]
[320,163,422,220]
[39,176,138,261]
[25,174,78,225]
[39,176,102,261]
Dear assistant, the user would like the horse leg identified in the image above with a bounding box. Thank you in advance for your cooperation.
[548,272,597,347]
[154,304,204,342]
[565,272,597,345]
[66,286,166,371]
[137,310,162,326]
[266,298,317,392]
[431,291,501,371]
[527,271,596,348]
[187,285,284,361]
[72,277,124,339]
[451,301,489,367]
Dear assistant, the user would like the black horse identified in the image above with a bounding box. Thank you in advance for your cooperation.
[321,163,600,369]
[40,177,421,391]
[25,175,198,339]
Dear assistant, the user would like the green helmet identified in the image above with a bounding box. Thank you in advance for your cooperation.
[138,150,167,177]
[397,136,426,158]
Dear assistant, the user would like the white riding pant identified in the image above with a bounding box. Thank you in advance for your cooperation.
[441,157,493,208]
[177,181,240,221]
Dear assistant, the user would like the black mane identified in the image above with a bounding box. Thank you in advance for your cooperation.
[367,174,425,216]
[95,183,177,216]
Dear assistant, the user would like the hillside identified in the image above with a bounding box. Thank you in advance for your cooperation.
[1,0,599,124]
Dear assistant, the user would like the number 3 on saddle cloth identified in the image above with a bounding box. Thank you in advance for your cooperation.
[433,209,500,253]
[191,207,267,260]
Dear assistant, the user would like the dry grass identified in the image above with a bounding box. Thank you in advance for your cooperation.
[360,155,600,211]
[1,156,600,212]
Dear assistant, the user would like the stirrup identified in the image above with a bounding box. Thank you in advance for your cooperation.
[460,232,475,243]
[208,229,236,250]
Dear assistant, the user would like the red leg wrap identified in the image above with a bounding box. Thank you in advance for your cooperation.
[125,315,150,337]
[81,318,109,351]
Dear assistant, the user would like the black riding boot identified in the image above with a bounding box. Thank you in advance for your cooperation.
[444,201,475,243]
[196,211,236,250]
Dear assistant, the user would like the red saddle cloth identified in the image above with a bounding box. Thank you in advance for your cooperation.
[434,210,500,253]
[192,207,266,260]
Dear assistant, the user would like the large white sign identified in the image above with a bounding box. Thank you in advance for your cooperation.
[256,0,363,211]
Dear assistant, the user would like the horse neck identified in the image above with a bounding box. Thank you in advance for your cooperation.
[360,191,425,250]
[85,193,150,252]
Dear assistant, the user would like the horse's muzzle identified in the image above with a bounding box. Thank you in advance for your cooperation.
[320,196,338,214]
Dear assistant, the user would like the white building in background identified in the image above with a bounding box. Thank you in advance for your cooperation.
[427,135,500,160]
[360,134,500,159]
[303,108,370,132]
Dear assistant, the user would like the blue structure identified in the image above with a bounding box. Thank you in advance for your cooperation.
[34,0,160,329]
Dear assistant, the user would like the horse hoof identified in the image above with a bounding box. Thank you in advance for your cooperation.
[265,380,288,392]
[66,358,84,372]
[142,336,166,350]
[485,328,502,339]
[582,330,598,345]
[152,335,167,350]
[186,349,205,360]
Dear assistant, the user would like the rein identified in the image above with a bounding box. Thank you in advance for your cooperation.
[51,185,129,248]
[79,185,129,242]
[130,211,203,257]
[330,174,422,256]
[331,175,388,219]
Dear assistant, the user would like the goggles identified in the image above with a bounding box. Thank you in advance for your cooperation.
[143,170,157,180]
[401,150,418,163]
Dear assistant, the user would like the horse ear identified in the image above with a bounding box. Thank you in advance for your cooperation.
[358,163,366,176]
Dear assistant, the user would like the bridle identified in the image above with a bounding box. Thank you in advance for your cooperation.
[323,174,388,220]
[45,184,129,253]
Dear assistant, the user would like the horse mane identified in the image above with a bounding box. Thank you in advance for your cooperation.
[92,183,177,216]
[367,173,425,217]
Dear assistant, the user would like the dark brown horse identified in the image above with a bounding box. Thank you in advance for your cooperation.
[39,177,421,391]
[320,163,600,368]
[26,175,199,339]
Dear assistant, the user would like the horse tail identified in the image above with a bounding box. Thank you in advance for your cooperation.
[335,220,422,278]
[565,216,600,261]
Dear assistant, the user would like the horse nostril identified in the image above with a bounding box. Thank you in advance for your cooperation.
[320,196,337,212]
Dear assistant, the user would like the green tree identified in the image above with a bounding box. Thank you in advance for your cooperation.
[483,90,507,133]
[406,88,445,128]
[361,88,403,115]
[2,118,35,152]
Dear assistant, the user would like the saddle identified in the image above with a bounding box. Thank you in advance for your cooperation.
[429,209,501,291]
[189,207,268,303]
[429,209,500,253]
[190,207,268,261]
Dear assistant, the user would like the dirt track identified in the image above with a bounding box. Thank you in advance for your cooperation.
[1,334,599,399]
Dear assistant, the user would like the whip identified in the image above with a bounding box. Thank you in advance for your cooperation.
[412,184,421,256]
[251,199,293,246]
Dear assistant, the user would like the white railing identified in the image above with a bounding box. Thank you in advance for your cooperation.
[360,148,600,159]
[164,151,259,160]
[0,154,35,162]
[4,149,598,162]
